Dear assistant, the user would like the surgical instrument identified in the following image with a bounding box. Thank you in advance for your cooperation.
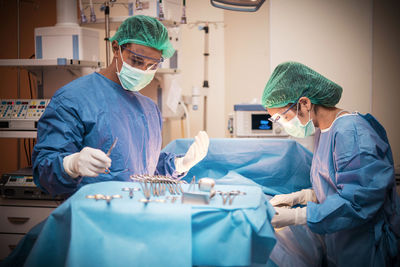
[216,191,229,205]
[121,187,140,199]
[104,137,118,174]
[216,190,246,205]
[209,189,216,199]
[187,176,196,192]
[139,179,151,202]
[86,194,122,204]
[106,137,118,156]
[130,174,185,196]
[228,190,246,205]
[166,196,179,203]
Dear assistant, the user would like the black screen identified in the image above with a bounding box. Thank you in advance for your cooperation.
[251,114,272,130]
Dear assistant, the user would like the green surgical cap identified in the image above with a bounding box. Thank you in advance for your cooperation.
[262,62,343,108]
[109,15,175,59]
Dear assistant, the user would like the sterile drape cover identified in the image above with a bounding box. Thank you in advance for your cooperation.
[6,138,314,266]
[18,182,276,267]
[163,138,313,195]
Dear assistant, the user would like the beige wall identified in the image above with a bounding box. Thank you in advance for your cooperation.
[269,0,373,114]
[224,3,270,136]
[372,0,400,166]
[223,0,399,165]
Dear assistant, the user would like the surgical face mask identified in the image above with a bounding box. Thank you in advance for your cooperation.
[271,104,315,138]
[116,49,156,92]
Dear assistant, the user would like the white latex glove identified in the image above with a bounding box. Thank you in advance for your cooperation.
[63,147,111,178]
[269,189,317,207]
[271,207,307,228]
[174,131,209,173]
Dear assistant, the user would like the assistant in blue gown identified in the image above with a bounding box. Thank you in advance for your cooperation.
[269,113,400,267]
[262,61,400,266]
[306,113,400,266]
[32,72,180,196]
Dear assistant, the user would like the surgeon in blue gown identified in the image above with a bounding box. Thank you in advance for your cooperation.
[32,15,209,196]
[262,62,400,266]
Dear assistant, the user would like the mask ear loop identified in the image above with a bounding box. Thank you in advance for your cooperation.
[115,46,122,74]
[116,46,129,74]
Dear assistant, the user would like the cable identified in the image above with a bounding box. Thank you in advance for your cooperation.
[32,139,36,167]
[31,139,33,166]
[23,139,29,166]
[28,71,33,99]
[28,139,32,166]
[28,54,35,99]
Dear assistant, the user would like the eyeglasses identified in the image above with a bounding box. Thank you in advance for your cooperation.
[268,90,310,124]
[121,46,164,71]
[268,102,298,124]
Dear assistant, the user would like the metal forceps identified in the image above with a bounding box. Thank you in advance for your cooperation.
[216,190,247,205]
[104,137,118,174]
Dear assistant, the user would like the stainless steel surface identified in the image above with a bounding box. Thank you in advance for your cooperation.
[181,192,210,205]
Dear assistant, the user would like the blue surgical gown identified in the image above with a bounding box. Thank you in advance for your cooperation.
[32,72,180,196]
[307,113,400,266]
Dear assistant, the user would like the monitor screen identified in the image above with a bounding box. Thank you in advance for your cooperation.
[251,114,272,130]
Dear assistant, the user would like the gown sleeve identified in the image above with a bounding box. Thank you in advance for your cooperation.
[155,151,185,178]
[32,96,84,196]
[307,125,395,234]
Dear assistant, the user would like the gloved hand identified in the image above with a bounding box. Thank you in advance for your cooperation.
[271,207,307,228]
[63,147,111,178]
[269,189,317,207]
[174,131,209,173]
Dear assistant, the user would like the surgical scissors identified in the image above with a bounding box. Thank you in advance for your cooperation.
[104,137,118,174]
